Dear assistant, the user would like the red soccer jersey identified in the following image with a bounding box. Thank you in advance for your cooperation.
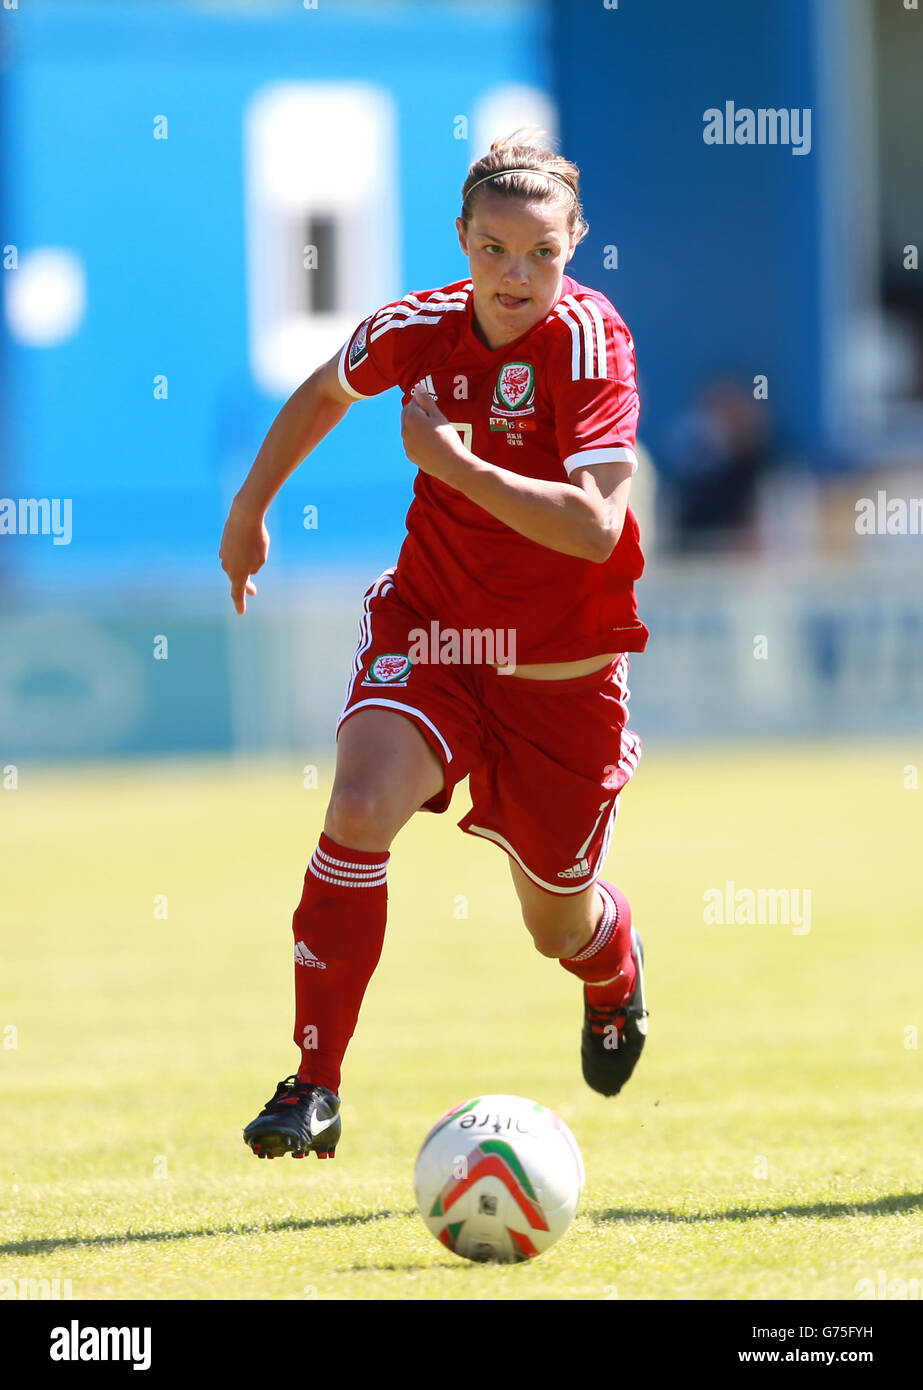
[336,274,648,662]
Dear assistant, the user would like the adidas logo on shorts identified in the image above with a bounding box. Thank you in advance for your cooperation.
[557,858,591,880]
[294,942,326,969]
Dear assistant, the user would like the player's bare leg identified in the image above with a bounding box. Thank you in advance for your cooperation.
[509,862,599,959]
[325,707,445,849]
[510,862,648,1097]
[244,709,445,1160]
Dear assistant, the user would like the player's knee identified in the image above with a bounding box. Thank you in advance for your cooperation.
[325,783,395,848]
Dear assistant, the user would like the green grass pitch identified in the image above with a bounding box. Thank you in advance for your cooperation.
[1,742,920,1300]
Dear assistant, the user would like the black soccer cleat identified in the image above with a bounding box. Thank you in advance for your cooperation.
[243,1074,342,1160]
[581,926,649,1097]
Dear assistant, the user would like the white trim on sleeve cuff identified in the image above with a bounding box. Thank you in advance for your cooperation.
[563,446,638,476]
[337,339,369,400]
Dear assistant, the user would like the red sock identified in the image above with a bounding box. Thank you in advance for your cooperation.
[558,880,636,1006]
[291,832,389,1093]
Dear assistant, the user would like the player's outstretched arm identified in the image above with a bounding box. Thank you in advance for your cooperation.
[219,352,354,614]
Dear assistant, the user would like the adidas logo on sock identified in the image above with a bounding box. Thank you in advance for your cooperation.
[294,942,326,969]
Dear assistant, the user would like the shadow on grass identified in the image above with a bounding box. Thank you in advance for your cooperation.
[593,1192,923,1225]
[0,1208,418,1258]
[346,1262,456,1273]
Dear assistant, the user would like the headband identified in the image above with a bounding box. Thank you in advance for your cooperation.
[464,167,576,201]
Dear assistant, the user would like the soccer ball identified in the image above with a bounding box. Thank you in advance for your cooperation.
[413,1094,584,1263]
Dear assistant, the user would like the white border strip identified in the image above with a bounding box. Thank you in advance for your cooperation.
[337,698,454,765]
[337,335,371,399]
[342,567,396,703]
[563,446,638,476]
[464,822,609,896]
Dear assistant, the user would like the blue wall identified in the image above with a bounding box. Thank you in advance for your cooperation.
[0,0,553,589]
[551,0,824,459]
[1,0,835,591]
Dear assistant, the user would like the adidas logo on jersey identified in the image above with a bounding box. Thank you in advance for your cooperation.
[294,942,326,969]
[412,374,437,401]
[557,858,591,880]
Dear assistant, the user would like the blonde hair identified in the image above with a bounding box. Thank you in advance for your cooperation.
[460,125,589,246]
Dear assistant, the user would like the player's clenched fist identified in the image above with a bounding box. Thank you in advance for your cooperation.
[219,502,270,614]
[401,382,469,484]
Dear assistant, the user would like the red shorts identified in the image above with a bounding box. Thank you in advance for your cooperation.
[337,569,642,896]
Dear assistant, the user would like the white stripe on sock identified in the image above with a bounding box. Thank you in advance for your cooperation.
[309,858,388,889]
[570,885,617,963]
[314,847,389,877]
[309,846,388,888]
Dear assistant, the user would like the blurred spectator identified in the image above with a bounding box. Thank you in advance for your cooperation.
[655,377,776,555]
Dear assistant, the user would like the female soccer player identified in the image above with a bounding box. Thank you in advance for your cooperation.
[219,130,649,1161]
